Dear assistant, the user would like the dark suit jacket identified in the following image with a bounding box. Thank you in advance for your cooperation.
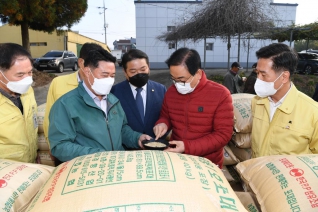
[111,80,167,138]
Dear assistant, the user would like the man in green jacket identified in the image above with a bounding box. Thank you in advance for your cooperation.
[49,49,151,162]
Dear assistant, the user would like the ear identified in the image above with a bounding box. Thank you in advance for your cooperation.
[282,71,290,83]
[82,67,91,79]
[78,58,84,69]
[197,69,203,80]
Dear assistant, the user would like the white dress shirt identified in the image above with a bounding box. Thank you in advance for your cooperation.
[129,83,147,115]
[83,81,108,117]
[268,84,292,121]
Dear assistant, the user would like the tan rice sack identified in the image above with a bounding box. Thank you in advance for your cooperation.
[232,132,251,149]
[26,151,247,212]
[37,103,46,133]
[235,192,260,212]
[37,151,55,167]
[228,142,252,162]
[231,94,255,133]
[236,154,318,212]
[0,159,54,212]
[223,145,240,166]
[37,133,49,151]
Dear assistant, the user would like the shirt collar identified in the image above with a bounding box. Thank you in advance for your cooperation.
[83,81,107,100]
[268,83,292,105]
[0,87,20,99]
[129,82,147,92]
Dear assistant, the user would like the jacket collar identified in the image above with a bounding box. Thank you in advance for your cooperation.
[256,83,297,115]
[68,71,80,86]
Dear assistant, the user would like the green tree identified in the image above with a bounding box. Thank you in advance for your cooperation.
[0,0,87,52]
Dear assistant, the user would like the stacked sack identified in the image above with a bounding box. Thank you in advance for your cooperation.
[236,154,318,212]
[0,159,54,212]
[26,151,248,212]
[222,94,255,188]
[36,103,55,166]
[228,93,255,163]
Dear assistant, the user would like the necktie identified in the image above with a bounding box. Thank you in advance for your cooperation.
[135,87,144,123]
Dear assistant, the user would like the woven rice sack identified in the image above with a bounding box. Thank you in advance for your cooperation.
[231,132,251,149]
[223,145,240,166]
[26,151,247,212]
[235,192,260,212]
[37,103,46,133]
[231,94,255,133]
[0,159,54,212]
[236,154,318,212]
[228,142,252,162]
[37,133,49,151]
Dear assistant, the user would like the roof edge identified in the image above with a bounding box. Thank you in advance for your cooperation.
[270,3,298,7]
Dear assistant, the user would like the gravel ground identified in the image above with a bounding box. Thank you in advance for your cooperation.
[34,66,252,105]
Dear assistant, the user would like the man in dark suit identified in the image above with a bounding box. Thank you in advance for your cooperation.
[111,49,166,138]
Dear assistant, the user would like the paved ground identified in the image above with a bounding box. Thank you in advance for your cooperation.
[33,66,252,105]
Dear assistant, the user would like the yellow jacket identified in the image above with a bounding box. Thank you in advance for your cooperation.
[43,72,79,142]
[251,84,318,157]
[0,87,38,163]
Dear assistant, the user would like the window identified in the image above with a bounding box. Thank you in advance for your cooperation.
[30,42,47,46]
[167,26,176,32]
[168,43,175,49]
[206,43,214,51]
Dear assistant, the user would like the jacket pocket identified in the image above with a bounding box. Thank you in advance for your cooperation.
[0,113,19,125]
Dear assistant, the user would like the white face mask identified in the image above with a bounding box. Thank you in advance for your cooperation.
[175,76,198,95]
[88,69,114,95]
[0,71,33,94]
[254,72,284,98]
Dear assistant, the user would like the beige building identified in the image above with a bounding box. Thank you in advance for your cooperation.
[0,24,110,58]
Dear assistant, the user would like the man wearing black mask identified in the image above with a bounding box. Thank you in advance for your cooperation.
[111,49,166,139]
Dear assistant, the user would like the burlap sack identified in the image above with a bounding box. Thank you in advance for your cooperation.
[223,145,240,166]
[37,151,55,167]
[231,94,255,133]
[26,151,247,212]
[231,132,251,149]
[37,103,46,133]
[0,159,54,212]
[236,154,318,212]
[235,192,260,212]
[37,133,49,151]
[228,142,252,162]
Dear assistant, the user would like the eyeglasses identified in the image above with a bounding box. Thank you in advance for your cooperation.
[170,75,193,86]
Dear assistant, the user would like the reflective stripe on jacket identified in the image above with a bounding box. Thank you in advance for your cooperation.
[0,87,38,163]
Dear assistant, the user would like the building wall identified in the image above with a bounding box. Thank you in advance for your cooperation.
[135,0,297,69]
[0,25,109,58]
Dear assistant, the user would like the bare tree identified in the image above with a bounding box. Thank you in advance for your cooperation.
[158,0,275,69]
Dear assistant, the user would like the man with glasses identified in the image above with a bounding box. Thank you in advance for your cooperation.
[48,49,151,162]
[111,49,166,139]
[153,48,233,168]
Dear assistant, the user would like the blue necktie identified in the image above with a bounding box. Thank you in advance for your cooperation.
[136,87,144,123]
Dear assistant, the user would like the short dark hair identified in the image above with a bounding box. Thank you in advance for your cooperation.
[0,43,33,72]
[84,49,116,68]
[256,43,298,75]
[231,62,241,68]
[252,63,257,68]
[80,43,104,61]
[165,48,201,75]
[122,49,149,70]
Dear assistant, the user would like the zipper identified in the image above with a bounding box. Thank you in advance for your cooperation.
[105,115,114,151]
[183,94,191,139]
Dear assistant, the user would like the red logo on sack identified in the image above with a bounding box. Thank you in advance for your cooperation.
[290,168,304,177]
[0,179,7,188]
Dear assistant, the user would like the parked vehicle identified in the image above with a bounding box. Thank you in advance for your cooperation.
[297,52,318,75]
[33,50,78,73]
[111,50,123,66]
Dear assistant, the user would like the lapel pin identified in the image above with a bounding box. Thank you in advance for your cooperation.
[285,126,290,129]
[152,89,154,92]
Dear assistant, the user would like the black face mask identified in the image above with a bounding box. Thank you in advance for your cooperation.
[129,73,149,88]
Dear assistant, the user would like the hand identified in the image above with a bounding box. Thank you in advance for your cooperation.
[242,76,247,82]
[164,140,185,153]
[138,134,152,149]
[153,123,168,140]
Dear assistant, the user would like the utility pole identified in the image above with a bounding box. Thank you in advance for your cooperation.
[98,0,107,45]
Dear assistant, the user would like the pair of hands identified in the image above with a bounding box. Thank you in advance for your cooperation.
[138,123,185,153]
